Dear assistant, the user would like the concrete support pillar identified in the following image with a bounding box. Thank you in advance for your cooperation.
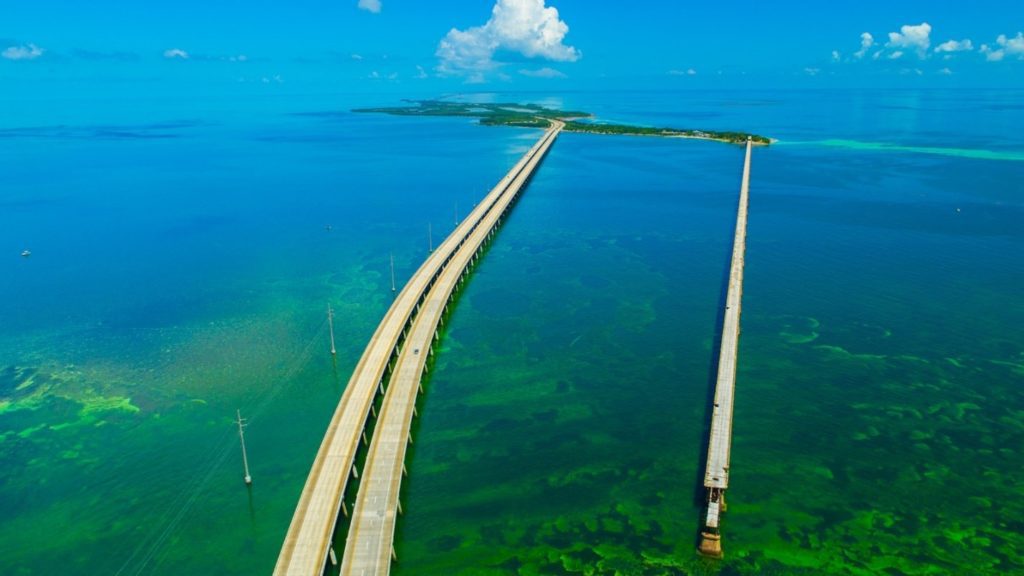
[698,531,723,558]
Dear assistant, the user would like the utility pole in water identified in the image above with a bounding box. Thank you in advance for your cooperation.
[236,409,252,486]
[327,303,337,356]
[390,253,396,293]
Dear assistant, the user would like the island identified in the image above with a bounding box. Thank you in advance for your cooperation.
[353,100,772,146]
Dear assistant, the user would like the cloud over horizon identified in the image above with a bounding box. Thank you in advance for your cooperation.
[853,33,874,59]
[838,22,1024,68]
[437,0,579,80]
[935,39,973,53]
[886,22,932,57]
[163,48,189,59]
[981,32,1024,61]
[844,23,981,63]
[519,66,565,78]
[2,43,44,60]
[358,0,381,14]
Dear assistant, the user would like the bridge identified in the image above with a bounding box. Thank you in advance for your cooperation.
[698,138,753,558]
[339,119,563,574]
[273,120,563,576]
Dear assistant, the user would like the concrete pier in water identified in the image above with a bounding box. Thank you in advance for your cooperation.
[699,139,753,558]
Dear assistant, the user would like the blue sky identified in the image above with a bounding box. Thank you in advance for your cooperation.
[3,0,1024,98]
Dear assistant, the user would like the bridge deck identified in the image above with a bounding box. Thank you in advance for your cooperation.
[704,139,752,492]
[340,122,563,575]
[698,139,752,559]
[274,122,562,576]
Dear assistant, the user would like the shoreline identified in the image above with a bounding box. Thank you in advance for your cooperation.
[561,126,774,146]
[353,100,772,146]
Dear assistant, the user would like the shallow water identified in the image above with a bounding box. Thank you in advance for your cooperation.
[1,90,1022,575]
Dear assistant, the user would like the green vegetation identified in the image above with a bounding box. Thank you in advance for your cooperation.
[562,120,771,145]
[354,100,772,145]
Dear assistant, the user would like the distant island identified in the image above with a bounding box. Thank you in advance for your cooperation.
[353,100,772,146]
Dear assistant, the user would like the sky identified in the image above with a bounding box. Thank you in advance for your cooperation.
[2,0,1024,100]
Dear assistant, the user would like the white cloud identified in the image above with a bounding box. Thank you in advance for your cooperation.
[1003,32,1024,56]
[980,44,1003,61]
[163,49,248,62]
[415,65,428,79]
[437,0,580,77]
[804,67,821,76]
[886,22,931,57]
[519,66,566,78]
[982,32,1024,61]
[358,0,381,13]
[668,68,697,76]
[351,53,364,60]
[935,39,973,53]
[163,48,189,59]
[888,50,904,60]
[938,67,953,75]
[854,32,874,59]
[831,50,841,62]
[2,43,44,60]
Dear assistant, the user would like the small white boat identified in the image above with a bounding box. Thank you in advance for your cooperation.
[21,250,31,257]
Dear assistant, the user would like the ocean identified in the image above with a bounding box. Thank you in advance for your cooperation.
[1,89,1022,575]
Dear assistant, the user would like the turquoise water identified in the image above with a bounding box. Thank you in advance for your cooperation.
[1,90,1022,575]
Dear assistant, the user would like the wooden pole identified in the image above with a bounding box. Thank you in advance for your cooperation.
[390,253,396,293]
[327,303,337,356]
[236,409,252,485]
